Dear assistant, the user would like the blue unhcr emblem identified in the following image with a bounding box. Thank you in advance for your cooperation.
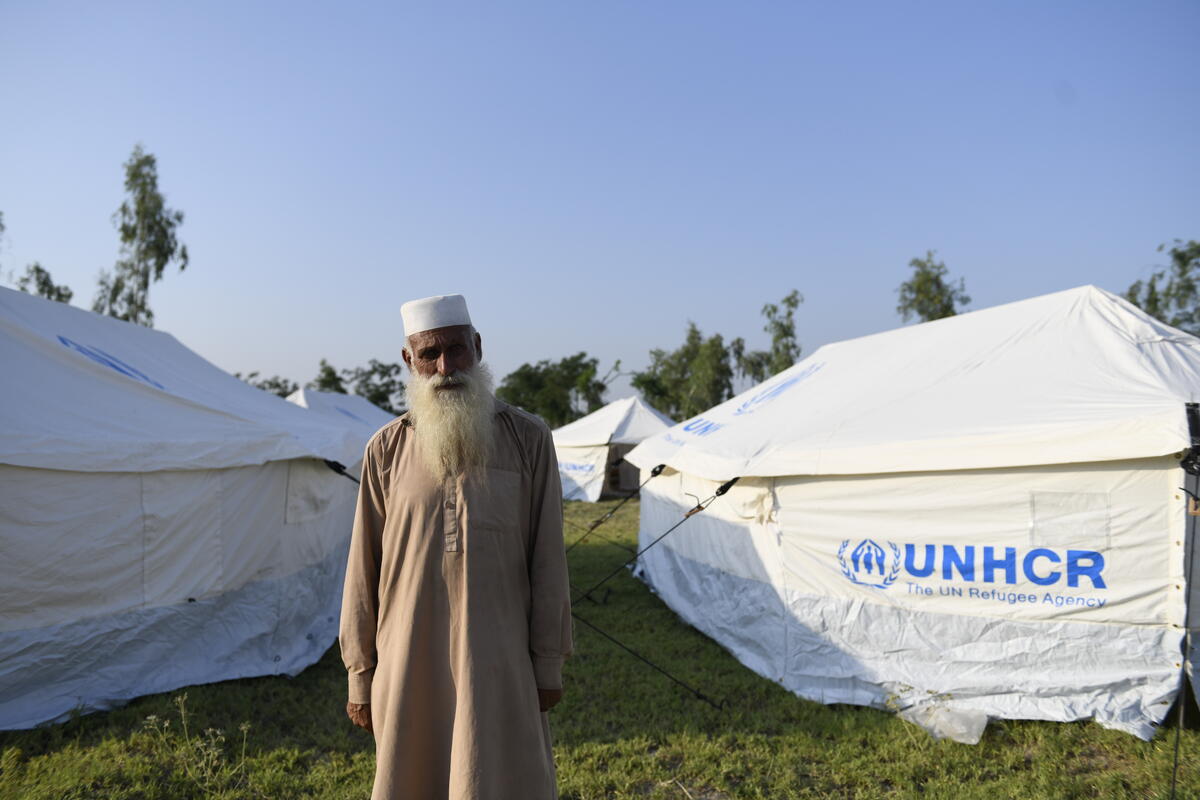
[732,362,823,416]
[838,538,901,589]
[335,406,367,424]
[57,335,165,390]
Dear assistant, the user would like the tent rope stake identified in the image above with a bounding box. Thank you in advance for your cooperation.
[569,582,612,606]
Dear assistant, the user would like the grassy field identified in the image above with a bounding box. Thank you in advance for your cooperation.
[1,498,1197,799]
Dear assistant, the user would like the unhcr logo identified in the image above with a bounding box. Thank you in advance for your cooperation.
[57,335,165,390]
[732,361,823,416]
[335,406,367,424]
[680,362,826,438]
[836,541,1108,591]
[838,538,901,589]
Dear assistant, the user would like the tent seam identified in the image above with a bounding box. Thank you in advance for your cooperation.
[139,475,148,608]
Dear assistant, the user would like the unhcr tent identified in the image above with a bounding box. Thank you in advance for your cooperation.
[626,286,1199,741]
[0,287,366,729]
[287,387,397,439]
[553,396,674,502]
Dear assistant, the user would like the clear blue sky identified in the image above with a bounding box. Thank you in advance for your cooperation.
[2,1,1197,399]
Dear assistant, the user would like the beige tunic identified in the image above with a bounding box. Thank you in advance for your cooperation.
[340,400,572,800]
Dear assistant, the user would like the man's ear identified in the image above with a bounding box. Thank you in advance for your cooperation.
[401,346,412,370]
[474,331,483,361]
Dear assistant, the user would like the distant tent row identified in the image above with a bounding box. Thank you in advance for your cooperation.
[552,396,674,502]
[287,386,396,435]
[627,286,1199,741]
[0,288,394,729]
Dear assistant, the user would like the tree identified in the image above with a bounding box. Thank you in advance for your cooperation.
[731,289,803,383]
[896,250,970,323]
[342,359,406,415]
[16,262,74,303]
[496,353,612,428]
[1,213,75,303]
[238,358,405,410]
[235,371,299,398]
[630,323,734,420]
[93,144,189,326]
[309,358,348,394]
[1123,239,1200,335]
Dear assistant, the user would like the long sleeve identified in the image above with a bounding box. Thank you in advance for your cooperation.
[340,432,388,705]
[526,425,573,690]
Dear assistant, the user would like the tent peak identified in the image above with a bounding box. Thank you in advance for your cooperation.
[627,283,1200,480]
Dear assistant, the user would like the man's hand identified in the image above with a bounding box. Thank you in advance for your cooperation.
[346,701,373,733]
[538,688,564,712]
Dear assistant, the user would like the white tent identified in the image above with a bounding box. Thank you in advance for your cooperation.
[286,387,397,438]
[553,396,674,502]
[627,286,1199,741]
[0,287,368,729]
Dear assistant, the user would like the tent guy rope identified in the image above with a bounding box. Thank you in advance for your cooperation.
[571,476,740,606]
[564,466,737,709]
[564,463,666,555]
[571,610,724,711]
[323,459,360,485]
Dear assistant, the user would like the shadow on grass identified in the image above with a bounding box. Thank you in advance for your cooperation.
[555,498,898,750]
[554,498,1200,799]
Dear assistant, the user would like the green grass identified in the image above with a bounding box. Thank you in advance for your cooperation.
[2,498,1197,799]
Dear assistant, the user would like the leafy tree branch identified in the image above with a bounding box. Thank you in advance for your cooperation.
[896,250,969,323]
[1123,239,1200,335]
[93,144,189,326]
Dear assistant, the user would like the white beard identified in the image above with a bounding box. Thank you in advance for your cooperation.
[405,362,495,482]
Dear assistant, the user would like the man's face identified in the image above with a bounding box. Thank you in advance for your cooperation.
[402,325,483,390]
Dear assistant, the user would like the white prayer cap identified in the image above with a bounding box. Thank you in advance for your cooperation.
[401,294,473,338]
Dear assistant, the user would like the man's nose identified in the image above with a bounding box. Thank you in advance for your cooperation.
[436,354,454,376]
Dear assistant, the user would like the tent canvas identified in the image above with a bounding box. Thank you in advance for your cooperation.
[0,287,368,729]
[287,387,397,441]
[553,396,674,502]
[627,286,1198,741]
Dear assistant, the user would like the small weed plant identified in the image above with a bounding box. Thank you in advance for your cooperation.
[139,694,254,796]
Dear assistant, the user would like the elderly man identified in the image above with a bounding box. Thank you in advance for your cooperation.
[340,294,572,799]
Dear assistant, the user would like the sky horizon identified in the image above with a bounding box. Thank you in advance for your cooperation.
[2,1,1197,404]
